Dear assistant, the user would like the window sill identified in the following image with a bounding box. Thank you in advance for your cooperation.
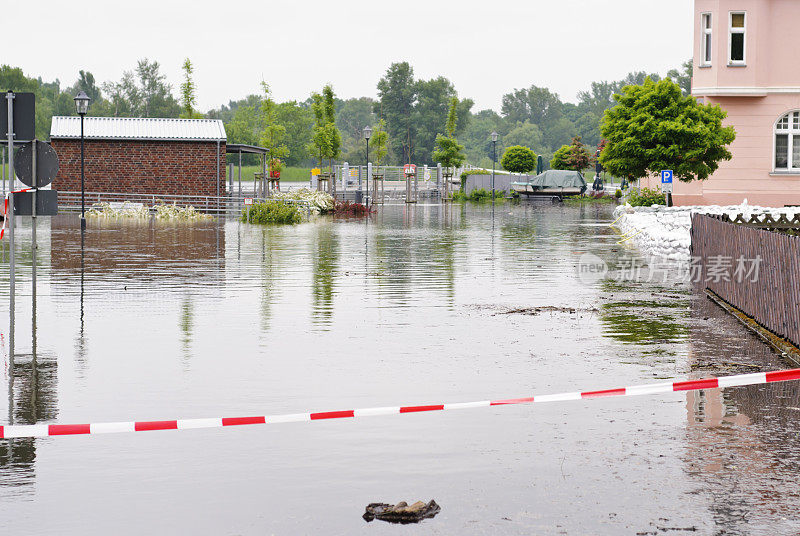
[727,63,747,68]
[769,171,800,176]
[698,64,712,69]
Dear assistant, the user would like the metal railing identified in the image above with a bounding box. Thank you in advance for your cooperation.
[57,191,310,216]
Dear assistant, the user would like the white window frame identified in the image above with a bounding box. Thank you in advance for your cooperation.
[728,11,746,65]
[701,13,712,66]
[773,111,800,172]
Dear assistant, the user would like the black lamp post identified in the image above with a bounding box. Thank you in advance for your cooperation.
[363,126,372,207]
[491,131,498,206]
[74,91,90,231]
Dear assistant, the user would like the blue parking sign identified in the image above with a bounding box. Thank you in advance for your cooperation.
[661,170,673,183]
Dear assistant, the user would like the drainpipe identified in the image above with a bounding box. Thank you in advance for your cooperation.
[216,140,220,202]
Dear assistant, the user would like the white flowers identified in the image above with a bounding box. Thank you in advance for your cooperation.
[273,188,334,214]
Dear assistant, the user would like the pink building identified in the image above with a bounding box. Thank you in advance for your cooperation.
[671,0,800,206]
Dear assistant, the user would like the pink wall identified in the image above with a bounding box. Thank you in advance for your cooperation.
[675,0,800,206]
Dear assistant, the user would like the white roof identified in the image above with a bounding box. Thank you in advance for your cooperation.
[50,116,227,142]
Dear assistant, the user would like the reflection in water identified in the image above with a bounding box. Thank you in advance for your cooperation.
[1,240,58,493]
[599,299,689,345]
[311,223,339,328]
[179,295,194,366]
[683,296,800,533]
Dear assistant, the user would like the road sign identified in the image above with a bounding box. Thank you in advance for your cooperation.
[12,190,58,216]
[660,170,673,193]
[1,92,36,142]
[244,197,254,206]
[14,140,59,188]
[404,164,416,175]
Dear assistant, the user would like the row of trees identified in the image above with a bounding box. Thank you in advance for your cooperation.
[4,58,719,182]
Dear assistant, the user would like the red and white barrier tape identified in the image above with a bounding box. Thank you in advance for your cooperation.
[0,188,31,240]
[2,368,799,440]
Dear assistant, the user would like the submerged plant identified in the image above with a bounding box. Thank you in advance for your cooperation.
[333,200,374,217]
[243,200,302,224]
[273,188,334,214]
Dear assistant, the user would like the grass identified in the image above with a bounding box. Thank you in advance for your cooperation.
[226,165,311,183]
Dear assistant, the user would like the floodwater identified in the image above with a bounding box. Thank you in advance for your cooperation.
[0,203,799,535]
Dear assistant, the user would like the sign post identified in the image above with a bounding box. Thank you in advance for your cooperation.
[660,170,673,207]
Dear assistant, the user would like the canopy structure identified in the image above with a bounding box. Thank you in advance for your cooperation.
[225,144,269,198]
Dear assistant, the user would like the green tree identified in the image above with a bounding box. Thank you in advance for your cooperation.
[258,82,289,177]
[501,145,537,174]
[600,78,736,182]
[310,86,342,176]
[503,122,543,152]
[276,101,314,166]
[180,58,202,119]
[371,118,389,168]
[551,136,592,172]
[501,85,563,125]
[433,97,466,174]
[135,58,180,117]
[376,62,416,164]
[667,59,693,96]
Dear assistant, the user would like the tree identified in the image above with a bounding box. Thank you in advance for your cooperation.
[76,70,102,103]
[180,58,202,119]
[551,136,592,172]
[501,85,562,125]
[503,122,543,152]
[258,82,289,179]
[376,62,417,164]
[432,97,466,175]
[135,58,180,117]
[600,78,736,182]
[276,101,314,166]
[371,118,389,169]
[310,85,342,181]
[501,146,537,174]
[667,59,693,96]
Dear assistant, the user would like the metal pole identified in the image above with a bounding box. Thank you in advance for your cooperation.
[366,138,369,206]
[31,140,37,293]
[9,192,15,350]
[80,113,86,231]
[238,150,242,201]
[1,145,5,196]
[215,140,220,200]
[7,92,14,195]
[492,140,496,207]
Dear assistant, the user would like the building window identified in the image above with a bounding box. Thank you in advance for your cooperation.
[775,111,800,171]
[729,12,746,64]
[701,13,712,65]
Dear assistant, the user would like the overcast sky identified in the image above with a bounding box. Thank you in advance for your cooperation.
[5,0,694,112]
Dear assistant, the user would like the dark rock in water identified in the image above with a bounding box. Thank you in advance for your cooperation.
[362,500,441,524]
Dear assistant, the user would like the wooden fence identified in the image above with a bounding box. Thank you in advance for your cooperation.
[691,213,800,347]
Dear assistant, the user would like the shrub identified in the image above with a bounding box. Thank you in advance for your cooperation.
[614,188,622,199]
[551,136,593,172]
[333,200,374,217]
[501,146,537,173]
[451,190,468,202]
[627,187,666,207]
[243,200,302,224]
[468,188,504,202]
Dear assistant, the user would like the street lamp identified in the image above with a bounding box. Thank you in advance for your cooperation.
[74,90,90,231]
[491,131,498,206]
[363,126,372,207]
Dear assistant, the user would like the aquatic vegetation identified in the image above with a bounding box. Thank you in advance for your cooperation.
[85,202,150,219]
[154,203,213,220]
[243,200,302,224]
[273,188,334,214]
[451,188,504,203]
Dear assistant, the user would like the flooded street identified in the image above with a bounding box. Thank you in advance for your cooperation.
[1,203,799,534]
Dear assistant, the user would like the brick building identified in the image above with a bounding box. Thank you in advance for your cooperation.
[49,116,227,197]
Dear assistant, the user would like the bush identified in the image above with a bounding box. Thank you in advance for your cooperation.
[333,200,374,217]
[627,187,666,207]
[451,190,468,202]
[243,200,302,224]
[468,188,504,202]
[501,146,537,173]
[614,188,623,199]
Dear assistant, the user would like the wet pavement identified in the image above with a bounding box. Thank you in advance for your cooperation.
[0,202,798,534]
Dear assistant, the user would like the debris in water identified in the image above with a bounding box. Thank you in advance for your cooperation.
[362,500,441,524]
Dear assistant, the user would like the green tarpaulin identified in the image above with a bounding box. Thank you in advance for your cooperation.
[514,170,587,191]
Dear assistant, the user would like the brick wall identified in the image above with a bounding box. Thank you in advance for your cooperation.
[50,139,226,197]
